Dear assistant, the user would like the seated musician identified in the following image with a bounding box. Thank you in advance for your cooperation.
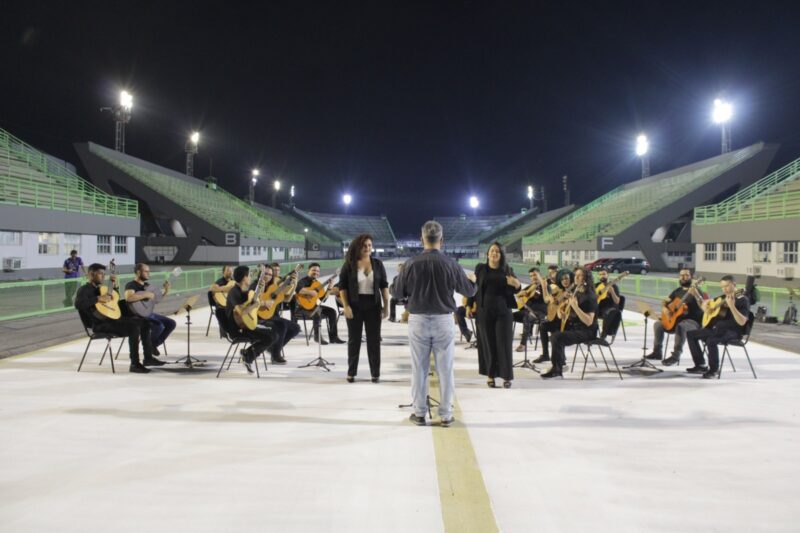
[685,275,749,379]
[295,263,345,345]
[388,262,409,323]
[456,298,474,344]
[124,263,176,357]
[514,267,547,352]
[645,268,705,366]
[595,268,623,341]
[252,264,300,364]
[271,262,296,316]
[209,265,234,306]
[226,265,278,374]
[547,264,559,285]
[74,263,158,373]
[541,267,598,379]
[534,269,573,364]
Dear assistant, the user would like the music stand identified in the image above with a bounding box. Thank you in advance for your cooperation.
[298,306,336,371]
[172,295,206,368]
[624,301,662,372]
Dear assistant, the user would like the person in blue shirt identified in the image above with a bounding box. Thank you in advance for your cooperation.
[62,249,85,306]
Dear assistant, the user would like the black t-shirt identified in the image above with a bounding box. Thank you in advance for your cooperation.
[568,289,598,330]
[296,276,314,292]
[524,284,545,307]
[225,285,250,326]
[667,286,705,323]
[481,266,509,304]
[214,277,232,288]
[125,280,148,294]
[595,280,621,313]
[711,294,750,334]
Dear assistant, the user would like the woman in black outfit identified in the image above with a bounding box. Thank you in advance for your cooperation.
[339,234,390,383]
[470,242,522,388]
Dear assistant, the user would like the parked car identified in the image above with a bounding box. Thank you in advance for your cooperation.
[585,257,614,271]
[606,257,650,275]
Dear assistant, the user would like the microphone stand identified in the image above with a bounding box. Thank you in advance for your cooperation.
[173,295,206,368]
[624,305,662,372]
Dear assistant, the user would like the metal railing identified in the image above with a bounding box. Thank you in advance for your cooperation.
[694,157,800,224]
[0,127,139,219]
[0,260,343,322]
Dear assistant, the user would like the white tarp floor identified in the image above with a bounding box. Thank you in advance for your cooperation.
[1,283,799,532]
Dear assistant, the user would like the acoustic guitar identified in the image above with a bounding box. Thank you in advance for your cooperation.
[234,271,268,330]
[702,288,745,328]
[94,258,122,320]
[515,282,542,310]
[596,272,628,304]
[660,277,705,332]
[129,267,183,318]
[545,283,564,322]
[213,279,235,307]
[558,283,581,332]
[295,268,340,311]
[257,264,303,320]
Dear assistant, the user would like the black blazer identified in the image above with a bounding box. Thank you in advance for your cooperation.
[468,262,520,310]
[338,256,389,308]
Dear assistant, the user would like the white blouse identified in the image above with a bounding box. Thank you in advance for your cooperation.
[357,268,374,295]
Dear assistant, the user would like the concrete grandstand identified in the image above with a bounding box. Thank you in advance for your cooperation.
[693,155,800,288]
[521,142,779,271]
[292,208,398,256]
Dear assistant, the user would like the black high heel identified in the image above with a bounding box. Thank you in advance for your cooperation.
[487,378,496,388]
[503,381,512,389]
[346,376,355,383]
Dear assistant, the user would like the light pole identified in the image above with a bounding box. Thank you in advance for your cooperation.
[290,185,295,207]
[101,90,133,153]
[343,193,352,214]
[272,180,281,208]
[636,133,650,178]
[469,195,479,217]
[527,185,534,210]
[185,131,199,176]
[712,98,733,153]
[304,227,309,259]
[249,169,259,205]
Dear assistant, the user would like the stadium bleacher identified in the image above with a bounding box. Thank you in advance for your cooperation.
[88,143,302,243]
[434,214,520,245]
[294,209,397,247]
[254,203,341,247]
[478,205,576,254]
[0,127,138,219]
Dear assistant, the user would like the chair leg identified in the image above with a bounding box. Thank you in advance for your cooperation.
[621,319,627,341]
[719,345,728,379]
[217,342,235,378]
[206,311,214,336]
[570,345,579,372]
[607,345,623,380]
[302,319,310,346]
[597,345,610,371]
[581,345,590,380]
[114,338,124,360]
[109,341,116,374]
[228,342,239,370]
[78,338,93,372]
[743,345,757,379]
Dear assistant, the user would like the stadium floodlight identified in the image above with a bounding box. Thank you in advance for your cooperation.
[101,89,134,153]
[712,98,733,153]
[636,134,650,179]
[290,185,295,198]
[274,180,281,191]
[185,131,200,177]
[469,195,479,216]
[343,193,352,214]
[304,227,309,233]
[248,169,260,205]
[527,185,534,210]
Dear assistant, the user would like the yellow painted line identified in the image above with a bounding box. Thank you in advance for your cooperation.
[430,369,499,533]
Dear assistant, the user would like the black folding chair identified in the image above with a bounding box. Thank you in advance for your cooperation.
[76,313,127,374]
[205,291,218,336]
[718,312,756,379]
[571,320,624,380]
[214,308,264,378]
[618,295,627,341]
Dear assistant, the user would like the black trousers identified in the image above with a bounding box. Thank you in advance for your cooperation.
[599,307,622,338]
[299,306,339,339]
[240,324,277,359]
[477,304,514,381]
[389,297,407,321]
[686,327,740,371]
[539,319,562,357]
[513,303,546,343]
[93,317,153,364]
[550,326,597,368]
[262,316,301,357]
[347,295,382,377]
[455,306,472,338]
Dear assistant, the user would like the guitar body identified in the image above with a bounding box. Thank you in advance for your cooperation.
[702,298,726,328]
[236,290,259,330]
[660,298,688,332]
[546,286,562,322]
[596,272,628,304]
[296,280,324,311]
[95,285,122,320]
[257,283,287,320]
[214,280,235,307]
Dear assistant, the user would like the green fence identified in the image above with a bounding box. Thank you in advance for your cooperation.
[457,259,795,317]
[0,260,343,322]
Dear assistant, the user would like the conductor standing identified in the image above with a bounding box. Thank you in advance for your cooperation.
[393,221,476,427]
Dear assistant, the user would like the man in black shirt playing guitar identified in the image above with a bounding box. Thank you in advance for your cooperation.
[125,263,175,357]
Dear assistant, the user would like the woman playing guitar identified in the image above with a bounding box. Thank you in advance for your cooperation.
[535,269,573,364]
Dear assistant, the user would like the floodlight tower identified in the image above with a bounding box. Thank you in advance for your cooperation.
[343,193,352,214]
[102,90,133,153]
[636,134,650,178]
[712,98,733,153]
[185,131,200,176]
[527,185,534,210]
[272,180,281,208]
[469,195,479,217]
[249,169,259,205]
[290,185,295,206]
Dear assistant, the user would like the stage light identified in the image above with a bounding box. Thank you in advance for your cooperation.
[119,91,133,111]
[635,134,649,156]
[712,98,733,124]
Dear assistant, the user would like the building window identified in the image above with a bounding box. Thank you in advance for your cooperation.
[754,242,771,263]
[38,232,60,255]
[63,233,81,255]
[0,231,22,246]
[703,243,717,262]
[97,235,112,254]
[780,241,798,264]
[721,242,736,262]
[114,236,128,255]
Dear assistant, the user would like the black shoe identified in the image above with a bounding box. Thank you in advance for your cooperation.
[409,414,427,426]
[142,357,165,367]
[663,355,681,367]
[330,337,346,344]
[464,331,473,343]
[313,336,329,345]
[240,349,255,374]
[152,346,160,356]
[645,351,662,361]
[129,363,151,374]
[503,381,512,389]
[533,354,549,364]
[271,356,286,365]
[440,417,454,428]
[346,375,355,383]
[388,318,396,323]
[702,369,719,379]
[541,368,563,379]
[371,377,380,383]
[686,365,708,374]
[487,378,496,388]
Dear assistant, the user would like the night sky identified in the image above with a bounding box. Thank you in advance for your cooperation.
[3,2,800,236]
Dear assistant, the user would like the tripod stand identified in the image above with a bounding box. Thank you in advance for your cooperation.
[173,295,206,368]
[298,306,335,371]
[624,302,662,373]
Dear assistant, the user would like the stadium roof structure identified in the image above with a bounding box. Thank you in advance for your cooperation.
[693,155,800,243]
[522,142,778,270]
[0,127,139,236]
[76,142,304,263]
[292,209,397,247]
